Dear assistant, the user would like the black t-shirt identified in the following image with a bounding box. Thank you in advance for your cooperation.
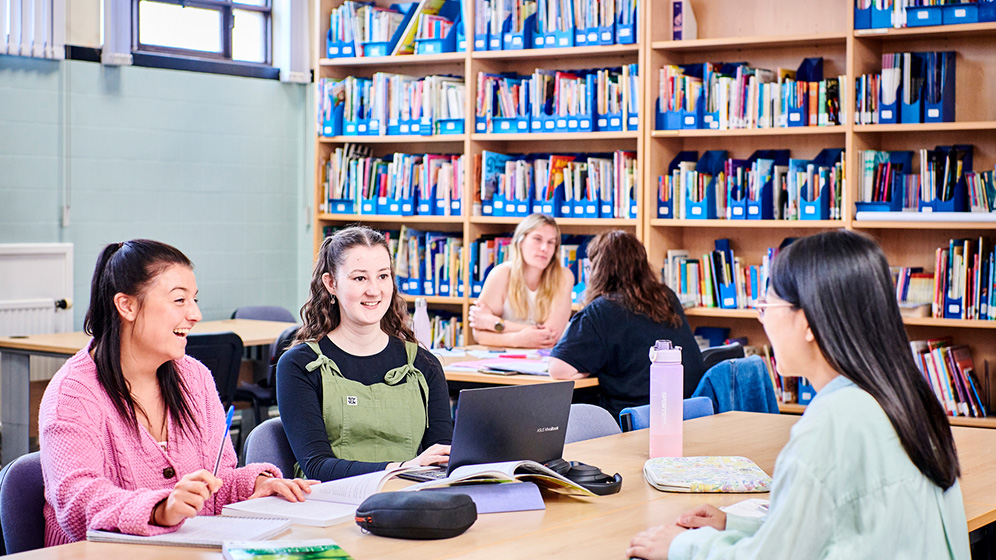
[550,292,705,419]
[276,335,453,481]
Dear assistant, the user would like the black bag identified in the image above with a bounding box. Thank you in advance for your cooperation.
[355,491,477,539]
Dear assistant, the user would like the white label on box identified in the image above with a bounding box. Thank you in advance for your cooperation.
[921,207,933,213]
[446,122,456,130]
[440,284,449,294]
[495,200,504,209]
[344,46,353,54]
[557,119,568,128]
[330,46,339,55]
[948,304,960,314]
[403,203,412,212]
[476,122,485,132]
[546,36,554,45]
[611,117,621,126]
[749,206,759,215]
[358,124,367,132]
[335,203,346,212]
[518,121,527,130]
[661,207,670,216]
[601,31,611,41]
[559,37,569,46]
[928,108,939,118]
[629,116,638,126]
[451,200,459,209]
[475,39,484,48]
[561,204,571,214]
[568,120,578,129]
[733,207,744,216]
[513,37,522,47]
[684,115,695,125]
[956,8,966,16]
[323,126,331,135]
[518,204,528,212]
[805,206,815,215]
[598,118,607,127]
[620,28,631,37]
[580,119,590,127]
[882,109,893,119]
[723,297,735,307]
[545,120,555,130]
[588,32,598,41]
[918,11,928,19]
[692,207,702,215]
[500,121,511,130]
[790,113,800,122]
[400,124,409,133]
[424,281,432,292]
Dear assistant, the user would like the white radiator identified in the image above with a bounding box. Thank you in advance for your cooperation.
[0,298,63,337]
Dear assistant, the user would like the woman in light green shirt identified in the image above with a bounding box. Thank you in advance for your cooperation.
[628,230,969,560]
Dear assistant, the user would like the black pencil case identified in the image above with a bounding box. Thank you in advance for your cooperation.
[355,491,477,539]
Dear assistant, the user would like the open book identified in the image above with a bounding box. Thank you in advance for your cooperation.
[445,357,549,376]
[408,460,596,497]
[222,467,410,527]
[86,516,290,548]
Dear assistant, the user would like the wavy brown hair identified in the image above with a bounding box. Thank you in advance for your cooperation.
[508,213,564,323]
[584,230,679,327]
[296,226,415,345]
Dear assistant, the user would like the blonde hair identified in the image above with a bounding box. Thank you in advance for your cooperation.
[507,214,563,323]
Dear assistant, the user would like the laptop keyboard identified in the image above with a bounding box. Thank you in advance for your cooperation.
[397,467,448,482]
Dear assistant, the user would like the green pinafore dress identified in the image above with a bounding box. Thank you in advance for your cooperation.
[293,340,429,478]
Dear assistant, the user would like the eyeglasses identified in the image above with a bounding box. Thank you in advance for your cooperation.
[754,300,795,318]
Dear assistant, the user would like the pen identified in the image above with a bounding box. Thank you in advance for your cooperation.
[499,354,528,358]
[213,405,235,477]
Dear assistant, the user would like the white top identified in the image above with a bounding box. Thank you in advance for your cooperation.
[501,287,538,324]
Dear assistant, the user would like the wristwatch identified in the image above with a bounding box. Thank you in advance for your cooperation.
[494,319,505,333]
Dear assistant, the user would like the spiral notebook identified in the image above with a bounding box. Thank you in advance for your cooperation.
[86,515,291,548]
[643,456,772,493]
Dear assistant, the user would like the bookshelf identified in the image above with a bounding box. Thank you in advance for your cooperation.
[312,0,996,425]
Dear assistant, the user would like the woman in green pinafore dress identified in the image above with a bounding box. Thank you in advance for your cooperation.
[277,227,454,481]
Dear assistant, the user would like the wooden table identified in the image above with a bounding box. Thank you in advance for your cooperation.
[0,319,296,465]
[11,412,996,559]
[438,347,599,389]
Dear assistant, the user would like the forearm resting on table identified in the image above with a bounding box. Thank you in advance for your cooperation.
[548,357,589,380]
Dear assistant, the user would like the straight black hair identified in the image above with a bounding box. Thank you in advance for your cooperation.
[84,240,198,435]
[770,230,959,489]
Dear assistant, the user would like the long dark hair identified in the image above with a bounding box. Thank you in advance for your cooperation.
[770,230,959,489]
[585,230,680,327]
[83,240,197,434]
[296,226,415,344]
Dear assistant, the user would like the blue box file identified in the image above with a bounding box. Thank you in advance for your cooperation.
[595,110,624,132]
[327,39,357,58]
[481,197,495,215]
[378,195,415,215]
[944,4,979,24]
[685,187,717,219]
[981,1,996,22]
[535,29,573,48]
[627,112,639,130]
[474,31,489,51]
[574,27,588,46]
[854,5,872,29]
[658,198,672,219]
[343,117,375,136]
[854,150,912,213]
[417,185,437,215]
[599,197,614,218]
[660,151,698,218]
[361,41,392,57]
[326,199,355,214]
[503,14,535,50]
[321,103,344,137]
[901,91,923,124]
[615,7,637,44]
[716,281,738,310]
[786,104,807,127]
[797,378,816,405]
[415,23,458,54]
[919,146,970,212]
[628,199,637,219]
[359,197,378,214]
[531,114,557,132]
[456,18,466,51]
[436,118,465,135]
[488,30,502,50]
[746,150,788,220]
[531,198,555,215]
[799,184,830,220]
[907,5,942,26]
[474,116,487,133]
[492,116,529,133]
[871,4,893,28]
[879,99,899,124]
[595,24,614,45]
[943,294,964,320]
[924,52,956,123]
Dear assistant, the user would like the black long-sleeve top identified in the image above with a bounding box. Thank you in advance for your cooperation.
[276,335,453,481]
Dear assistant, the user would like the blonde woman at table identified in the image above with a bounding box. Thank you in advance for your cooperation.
[277,226,453,481]
[39,240,315,547]
[627,230,969,560]
[468,213,574,348]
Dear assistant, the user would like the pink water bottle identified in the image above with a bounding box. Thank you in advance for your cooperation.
[649,339,683,458]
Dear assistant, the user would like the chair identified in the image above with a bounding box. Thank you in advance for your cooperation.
[0,452,45,554]
[691,355,780,414]
[243,417,297,477]
[230,307,298,426]
[564,404,623,444]
[700,342,746,373]
[185,332,246,445]
[618,397,716,432]
[231,305,296,324]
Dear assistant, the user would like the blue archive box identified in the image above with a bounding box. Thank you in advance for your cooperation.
[907,5,942,26]
[474,29,489,51]
[436,118,465,135]
[414,1,462,54]
[503,13,535,50]
[685,150,725,220]
[321,103,344,137]
[746,150,789,220]
[456,18,466,51]
[854,1,872,29]
[900,53,925,124]
[417,185,437,215]
[659,151,698,218]
[944,3,978,23]
[871,3,893,28]
[596,109,624,132]
[981,0,996,22]
[788,58,823,127]
[924,51,956,123]
[714,239,738,309]
[615,6,637,44]
[879,77,901,125]
[359,195,378,214]
[798,148,844,220]
[853,150,913,213]
[327,38,356,58]
[326,199,355,214]
[797,377,816,405]
[534,26,573,49]
[361,2,418,57]
[919,145,971,213]
[726,158,750,220]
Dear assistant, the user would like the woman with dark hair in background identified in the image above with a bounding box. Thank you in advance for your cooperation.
[548,230,704,419]
[40,240,312,546]
[277,226,453,481]
[627,230,968,559]
[469,213,574,348]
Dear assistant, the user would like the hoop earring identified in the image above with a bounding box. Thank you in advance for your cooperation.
[330,294,337,305]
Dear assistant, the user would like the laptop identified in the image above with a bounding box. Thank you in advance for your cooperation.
[401,381,575,481]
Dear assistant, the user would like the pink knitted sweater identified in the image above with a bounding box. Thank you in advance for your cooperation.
[39,348,280,546]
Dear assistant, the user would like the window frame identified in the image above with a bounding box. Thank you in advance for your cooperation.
[132,0,273,66]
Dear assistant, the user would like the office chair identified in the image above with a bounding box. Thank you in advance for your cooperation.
[618,396,716,432]
[243,417,297,477]
[0,452,45,554]
[185,332,246,445]
[231,305,296,324]
[700,342,746,373]
[565,403,623,444]
[230,307,298,426]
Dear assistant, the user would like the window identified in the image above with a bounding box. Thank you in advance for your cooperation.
[133,0,271,65]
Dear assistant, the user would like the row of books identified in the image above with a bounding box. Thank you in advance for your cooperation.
[855,50,955,125]
[656,58,844,131]
[662,240,774,311]
[854,145,995,213]
[326,0,464,58]
[395,227,466,297]
[477,150,638,218]
[855,0,996,30]
[318,75,465,137]
[475,66,639,134]
[933,237,994,320]
[658,149,845,221]
[412,310,466,348]
[912,338,987,418]
[322,145,465,216]
[474,0,637,50]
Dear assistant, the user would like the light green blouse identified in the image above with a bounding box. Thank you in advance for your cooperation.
[669,375,970,560]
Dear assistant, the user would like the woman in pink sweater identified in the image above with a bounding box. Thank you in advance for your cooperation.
[39,239,314,546]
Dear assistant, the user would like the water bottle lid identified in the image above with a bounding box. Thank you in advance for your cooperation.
[415,297,427,309]
[649,339,682,363]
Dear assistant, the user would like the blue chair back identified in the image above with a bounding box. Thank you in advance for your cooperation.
[0,452,45,554]
[565,404,622,444]
[231,306,296,323]
[691,355,779,414]
[243,417,297,477]
[618,396,717,432]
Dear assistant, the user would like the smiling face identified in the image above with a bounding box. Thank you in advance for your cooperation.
[122,264,202,366]
[518,224,559,272]
[323,244,395,332]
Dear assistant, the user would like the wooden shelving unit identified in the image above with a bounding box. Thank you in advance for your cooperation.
[311,0,996,425]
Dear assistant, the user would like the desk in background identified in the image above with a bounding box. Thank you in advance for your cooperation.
[0,319,295,465]
[437,346,599,389]
[13,412,996,559]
